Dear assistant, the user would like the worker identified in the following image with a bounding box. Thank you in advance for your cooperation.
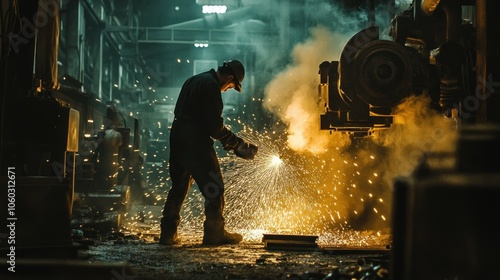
[159,59,258,246]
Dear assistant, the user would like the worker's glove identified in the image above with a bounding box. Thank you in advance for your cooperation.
[221,133,240,151]
[234,139,258,160]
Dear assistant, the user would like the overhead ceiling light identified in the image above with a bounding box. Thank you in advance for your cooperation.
[202,5,227,14]
[194,40,209,47]
[194,43,209,48]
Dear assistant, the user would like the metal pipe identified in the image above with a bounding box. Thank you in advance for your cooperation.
[369,0,375,27]
[421,0,461,41]
[475,0,487,122]
[164,6,254,29]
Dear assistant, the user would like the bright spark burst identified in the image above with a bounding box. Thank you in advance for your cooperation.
[270,155,283,166]
[189,128,388,244]
[134,123,391,246]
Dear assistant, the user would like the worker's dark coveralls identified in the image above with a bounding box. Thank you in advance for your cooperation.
[161,69,238,238]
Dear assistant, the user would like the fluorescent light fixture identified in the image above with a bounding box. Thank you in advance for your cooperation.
[194,41,209,47]
[202,5,227,14]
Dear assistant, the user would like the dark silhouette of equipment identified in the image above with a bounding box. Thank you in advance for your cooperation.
[317,0,497,137]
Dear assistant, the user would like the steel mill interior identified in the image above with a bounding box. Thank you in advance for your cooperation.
[1,0,500,279]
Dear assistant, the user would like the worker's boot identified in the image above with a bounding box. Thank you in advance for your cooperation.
[159,221,180,245]
[159,231,180,245]
[202,220,242,245]
[160,191,184,245]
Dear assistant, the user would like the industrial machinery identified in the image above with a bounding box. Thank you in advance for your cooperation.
[391,123,500,280]
[318,0,498,137]
[317,0,500,279]
[319,0,500,280]
[0,0,146,257]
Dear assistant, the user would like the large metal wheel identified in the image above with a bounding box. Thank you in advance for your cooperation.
[353,40,413,107]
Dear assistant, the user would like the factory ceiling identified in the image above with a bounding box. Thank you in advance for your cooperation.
[106,0,273,89]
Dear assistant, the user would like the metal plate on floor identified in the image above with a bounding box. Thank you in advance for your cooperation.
[321,246,389,255]
[262,234,319,251]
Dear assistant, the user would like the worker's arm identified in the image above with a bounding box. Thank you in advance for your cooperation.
[201,84,257,159]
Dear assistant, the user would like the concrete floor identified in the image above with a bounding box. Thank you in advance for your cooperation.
[83,236,390,280]
[0,202,391,280]
[87,203,391,280]
[0,238,390,280]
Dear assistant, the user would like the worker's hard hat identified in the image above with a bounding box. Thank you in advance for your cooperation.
[224,59,245,92]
